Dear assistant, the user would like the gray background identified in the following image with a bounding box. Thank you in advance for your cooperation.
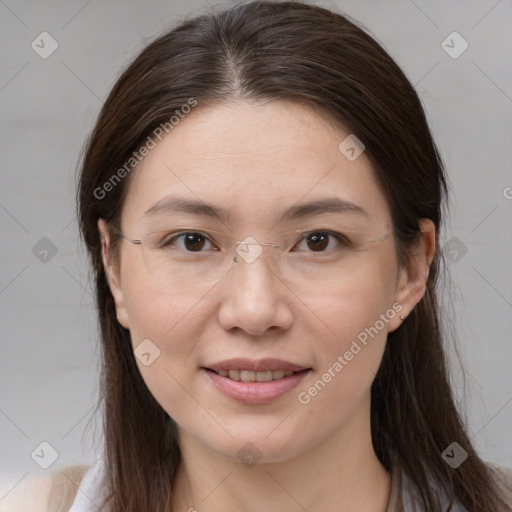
[1,0,511,486]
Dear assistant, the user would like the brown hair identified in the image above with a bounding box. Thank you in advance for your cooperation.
[77,2,509,511]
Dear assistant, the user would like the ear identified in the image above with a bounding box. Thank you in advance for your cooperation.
[388,218,436,333]
[98,218,130,329]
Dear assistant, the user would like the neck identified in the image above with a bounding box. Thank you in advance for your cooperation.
[171,397,391,512]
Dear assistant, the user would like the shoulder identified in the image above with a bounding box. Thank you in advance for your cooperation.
[0,464,90,512]
[47,464,91,512]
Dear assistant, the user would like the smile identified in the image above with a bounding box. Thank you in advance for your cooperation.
[202,365,312,405]
[212,369,296,382]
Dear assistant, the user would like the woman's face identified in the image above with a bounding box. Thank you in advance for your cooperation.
[100,100,431,463]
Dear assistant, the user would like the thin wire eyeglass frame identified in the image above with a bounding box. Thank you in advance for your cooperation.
[107,224,392,284]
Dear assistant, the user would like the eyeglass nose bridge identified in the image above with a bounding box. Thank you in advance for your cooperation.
[233,236,281,265]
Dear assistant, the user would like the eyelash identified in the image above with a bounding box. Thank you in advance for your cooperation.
[159,230,351,253]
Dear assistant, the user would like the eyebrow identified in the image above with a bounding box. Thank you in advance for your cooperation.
[143,196,369,223]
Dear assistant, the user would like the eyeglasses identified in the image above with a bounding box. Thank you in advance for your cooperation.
[111,224,391,288]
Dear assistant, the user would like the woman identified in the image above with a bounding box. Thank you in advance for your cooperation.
[5,1,511,511]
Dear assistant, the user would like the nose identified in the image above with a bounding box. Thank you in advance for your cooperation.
[216,252,294,336]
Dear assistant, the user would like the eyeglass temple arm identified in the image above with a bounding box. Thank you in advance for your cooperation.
[108,225,142,245]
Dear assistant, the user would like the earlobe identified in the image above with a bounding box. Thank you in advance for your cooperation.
[97,218,130,329]
[388,219,436,333]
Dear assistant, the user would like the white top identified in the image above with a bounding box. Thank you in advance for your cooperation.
[68,459,108,512]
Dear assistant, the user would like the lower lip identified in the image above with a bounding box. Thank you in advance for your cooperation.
[202,368,311,405]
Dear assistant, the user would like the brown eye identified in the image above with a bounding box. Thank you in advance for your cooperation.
[162,232,214,252]
[183,233,207,251]
[294,231,348,253]
[306,232,329,251]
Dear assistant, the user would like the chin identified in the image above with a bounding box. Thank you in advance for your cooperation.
[193,426,311,466]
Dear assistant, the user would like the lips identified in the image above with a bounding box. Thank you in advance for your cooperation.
[203,368,311,405]
[202,358,311,404]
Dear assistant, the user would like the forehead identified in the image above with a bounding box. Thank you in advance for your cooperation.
[121,100,391,230]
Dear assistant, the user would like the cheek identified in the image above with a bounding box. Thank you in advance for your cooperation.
[124,281,209,369]
[118,256,214,419]
[122,287,214,428]
[306,258,398,348]
[119,245,204,346]
[298,259,397,401]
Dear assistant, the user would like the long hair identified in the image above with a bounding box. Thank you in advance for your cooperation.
[77,2,509,510]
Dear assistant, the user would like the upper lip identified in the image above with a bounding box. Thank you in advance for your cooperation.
[205,358,310,373]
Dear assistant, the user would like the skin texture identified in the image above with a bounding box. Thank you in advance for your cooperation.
[99,100,435,512]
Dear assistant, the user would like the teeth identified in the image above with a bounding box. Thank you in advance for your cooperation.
[241,370,256,382]
[256,371,273,382]
[228,370,240,381]
[216,369,296,381]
